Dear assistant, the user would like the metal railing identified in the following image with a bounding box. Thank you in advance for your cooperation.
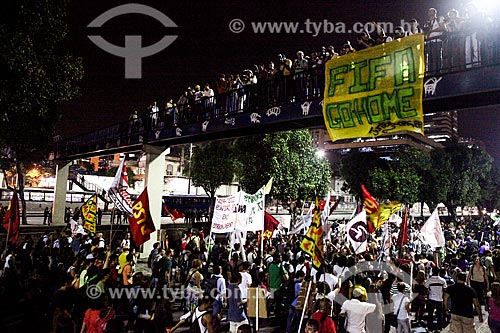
[55,30,500,157]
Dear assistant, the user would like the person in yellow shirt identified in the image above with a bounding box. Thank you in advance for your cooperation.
[118,246,129,274]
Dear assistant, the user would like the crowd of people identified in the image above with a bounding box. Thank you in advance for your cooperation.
[126,4,500,131]
[2,210,500,333]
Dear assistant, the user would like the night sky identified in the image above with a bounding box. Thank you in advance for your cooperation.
[57,0,500,164]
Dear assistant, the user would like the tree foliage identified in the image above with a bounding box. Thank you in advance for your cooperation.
[0,0,83,223]
[339,142,497,217]
[190,141,236,203]
[234,130,332,202]
[371,149,430,204]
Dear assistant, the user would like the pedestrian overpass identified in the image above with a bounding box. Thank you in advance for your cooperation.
[51,32,500,255]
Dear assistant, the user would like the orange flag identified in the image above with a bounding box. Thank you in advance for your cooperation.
[128,187,156,246]
[2,188,20,245]
[361,184,379,233]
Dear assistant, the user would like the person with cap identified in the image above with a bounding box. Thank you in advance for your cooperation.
[340,287,376,333]
[392,282,411,333]
[79,254,99,288]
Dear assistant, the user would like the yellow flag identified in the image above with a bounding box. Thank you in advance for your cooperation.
[370,201,402,230]
[323,34,425,142]
[300,197,325,269]
[82,194,98,235]
[264,177,273,195]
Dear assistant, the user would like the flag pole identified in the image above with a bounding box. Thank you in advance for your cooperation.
[4,216,10,253]
[110,209,113,247]
[298,280,312,333]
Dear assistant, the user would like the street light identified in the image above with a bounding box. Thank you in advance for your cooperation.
[316,149,325,158]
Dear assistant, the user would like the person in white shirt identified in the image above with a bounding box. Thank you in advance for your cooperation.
[392,282,411,333]
[121,233,131,248]
[317,264,338,291]
[340,287,376,333]
[238,262,252,301]
[425,266,447,332]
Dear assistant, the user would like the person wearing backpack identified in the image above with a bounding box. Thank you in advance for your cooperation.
[147,242,161,269]
[185,259,204,312]
[467,256,490,308]
[190,293,217,333]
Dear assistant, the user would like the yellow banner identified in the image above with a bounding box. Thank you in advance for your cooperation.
[323,34,425,142]
[82,194,98,235]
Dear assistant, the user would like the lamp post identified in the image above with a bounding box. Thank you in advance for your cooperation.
[187,143,193,194]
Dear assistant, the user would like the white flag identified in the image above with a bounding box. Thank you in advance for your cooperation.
[108,158,133,216]
[420,208,445,249]
[345,210,368,254]
[289,202,314,234]
[235,187,265,232]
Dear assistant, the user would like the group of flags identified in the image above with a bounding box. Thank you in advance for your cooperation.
[80,158,156,246]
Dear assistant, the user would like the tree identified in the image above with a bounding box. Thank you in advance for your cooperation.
[433,142,493,220]
[0,0,83,224]
[478,166,500,211]
[190,141,236,217]
[234,130,332,203]
[370,148,431,204]
[338,150,388,199]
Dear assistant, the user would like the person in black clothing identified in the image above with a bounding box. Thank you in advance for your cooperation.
[43,207,50,225]
[444,272,483,332]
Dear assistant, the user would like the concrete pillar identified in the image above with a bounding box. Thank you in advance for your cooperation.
[53,161,71,225]
[140,145,168,258]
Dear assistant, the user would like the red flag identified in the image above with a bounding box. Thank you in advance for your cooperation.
[397,207,409,248]
[162,204,184,221]
[128,187,156,246]
[2,188,20,245]
[361,184,379,233]
[263,212,279,240]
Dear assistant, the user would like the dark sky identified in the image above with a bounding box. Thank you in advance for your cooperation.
[57,0,500,164]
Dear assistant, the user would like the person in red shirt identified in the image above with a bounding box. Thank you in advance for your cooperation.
[310,298,336,333]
